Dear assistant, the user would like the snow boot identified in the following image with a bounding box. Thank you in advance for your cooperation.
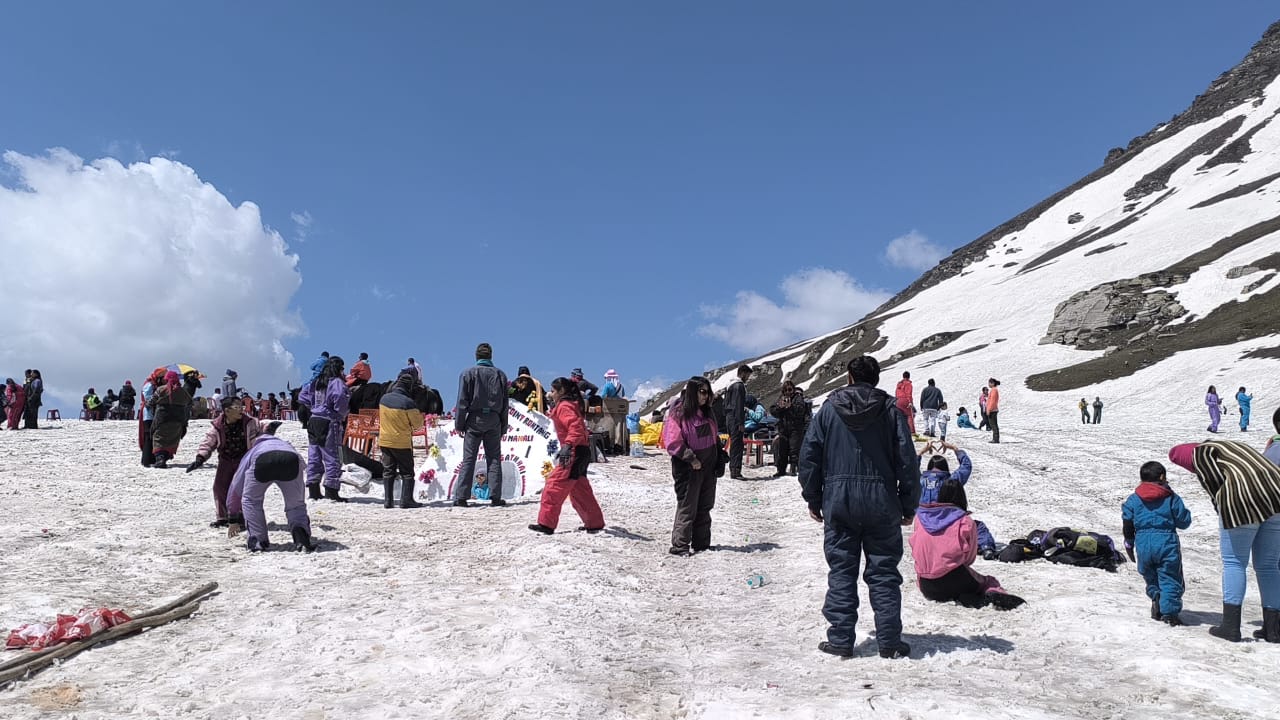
[817,641,852,658]
[247,536,270,552]
[878,642,911,659]
[1151,593,1161,621]
[291,526,315,553]
[153,452,169,469]
[1252,607,1280,642]
[399,476,422,509]
[1161,614,1184,627]
[988,592,1026,611]
[452,498,470,507]
[490,497,507,507]
[324,485,348,503]
[1209,603,1242,642]
[383,477,395,509]
[528,523,554,535]
[308,483,323,500]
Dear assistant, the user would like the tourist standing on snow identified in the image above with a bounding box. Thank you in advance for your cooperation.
[910,480,1024,610]
[1092,397,1104,424]
[148,371,191,469]
[221,370,239,399]
[977,386,990,431]
[1206,386,1223,433]
[662,377,721,555]
[725,365,752,480]
[452,343,510,507]
[138,368,164,466]
[23,369,43,429]
[799,355,918,659]
[919,379,943,437]
[4,378,24,430]
[1237,387,1253,432]
[895,371,915,436]
[1168,439,1280,642]
[986,378,1002,443]
[300,355,350,502]
[226,421,315,553]
[1079,398,1091,424]
[530,377,606,535]
[378,371,425,509]
[1121,461,1191,627]
[118,380,136,418]
[770,378,809,478]
[187,396,262,527]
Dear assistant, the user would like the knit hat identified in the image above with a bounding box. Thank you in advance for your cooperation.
[604,369,619,379]
[571,368,584,378]
[226,369,237,378]
[359,352,369,361]
[476,343,493,360]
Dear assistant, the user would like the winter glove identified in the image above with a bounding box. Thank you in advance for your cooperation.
[185,456,207,473]
[1124,541,1136,563]
[981,548,998,561]
[556,445,573,467]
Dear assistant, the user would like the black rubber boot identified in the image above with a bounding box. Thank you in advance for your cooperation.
[1210,603,1242,642]
[153,451,169,469]
[528,523,554,535]
[308,483,322,500]
[383,477,395,509]
[878,642,911,659]
[324,485,348,503]
[400,476,422,509]
[1253,607,1280,642]
[291,526,315,553]
[1161,614,1184,627]
[817,641,852,657]
[1151,593,1161,621]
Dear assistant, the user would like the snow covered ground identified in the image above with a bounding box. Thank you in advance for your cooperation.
[1,406,1277,720]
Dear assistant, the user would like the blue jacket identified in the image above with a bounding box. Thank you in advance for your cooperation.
[1122,487,1191,536]
[1237,392,1252,411]
[799,382,919,520]
[919,450,972,505]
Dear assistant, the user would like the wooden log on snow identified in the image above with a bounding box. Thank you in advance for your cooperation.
[0,582,218,682]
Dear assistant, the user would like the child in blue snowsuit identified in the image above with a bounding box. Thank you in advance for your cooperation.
[956,407,976,429]
[919,443,997,558]
[1122,461,1192,626]
[1236,387,1252,432]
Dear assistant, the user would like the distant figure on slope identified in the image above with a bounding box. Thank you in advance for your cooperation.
[1121,460,1191,627]
[956,406,976,429]
[910,480,1024,610]
[226,421,315,553]
[919,378,943,437]
[1079,398,1091,424]
[1237,387,1253,432]
[770,379,810,478]
[147,371,191,469]
[977,386,990,431]
[895,371,916,436]
[986,378,1002,444]
[1168,440,1280,643]
[300,355,350,502]
[529,377,605,535]
[1206,386,1223,433]
[5,378,25,430]
[937,402,951,442]
[187,396,262,527]
[1092,397,1104,424]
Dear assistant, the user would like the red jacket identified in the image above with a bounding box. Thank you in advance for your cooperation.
[895,379,914,408]
[550,399,589,447]
[346,360,372,387]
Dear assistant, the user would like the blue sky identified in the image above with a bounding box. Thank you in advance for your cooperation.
[2,2,1276,409]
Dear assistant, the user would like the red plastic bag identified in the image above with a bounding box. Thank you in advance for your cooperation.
[5,608,132,651]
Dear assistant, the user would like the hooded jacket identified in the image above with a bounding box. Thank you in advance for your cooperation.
[379,375,425,450]
[550,398,589,448]
[909,503,976,580]
[300,377,350,423]
[919,450,972,505]
[662,400,720,463]
[1121,481,1191,544]
[798,382,919,519]
[195,413,263,461]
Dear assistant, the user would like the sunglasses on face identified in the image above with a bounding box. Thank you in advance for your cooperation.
[697,388,710,395]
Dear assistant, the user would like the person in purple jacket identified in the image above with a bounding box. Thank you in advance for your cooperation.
[227,422,314,552]
[1206,385,1222,433]
[299,355,350,502]
[661,376,722,556]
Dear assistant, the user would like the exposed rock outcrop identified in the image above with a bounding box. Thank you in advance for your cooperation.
[1040,274,1188,349]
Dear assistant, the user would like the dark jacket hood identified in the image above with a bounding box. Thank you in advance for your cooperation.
[831,383,896,433]
[916,503,967,534]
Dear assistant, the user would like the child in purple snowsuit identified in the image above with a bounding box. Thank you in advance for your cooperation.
[299,356,350,502]
[1206,385,1222,433]
[227,422,314,552]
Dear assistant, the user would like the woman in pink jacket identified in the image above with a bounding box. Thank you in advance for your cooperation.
[4,379,25,430]
[662,377,721,556]
[909,480,1024,609]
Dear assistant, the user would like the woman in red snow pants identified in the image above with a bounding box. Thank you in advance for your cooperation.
[530,377,605,535]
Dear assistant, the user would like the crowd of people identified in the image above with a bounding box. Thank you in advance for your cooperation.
[2,370,44,430]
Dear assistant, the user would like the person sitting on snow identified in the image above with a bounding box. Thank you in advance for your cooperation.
[226,421,315,552]
[910,479,1025,610]
[919,441,997,558]
[1122,460,1192,626]
[956,406,976,429]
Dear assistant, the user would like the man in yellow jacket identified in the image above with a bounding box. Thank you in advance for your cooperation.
[379,372,425,509]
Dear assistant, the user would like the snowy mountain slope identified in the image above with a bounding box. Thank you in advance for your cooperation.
[650,20,1280,419]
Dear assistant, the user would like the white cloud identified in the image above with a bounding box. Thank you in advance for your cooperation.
[370,284,396,301]
[631,377,670,406]
[697,268,888,355]
[290,210,312,242]
[0,149,304,409]
[883,230,947,272]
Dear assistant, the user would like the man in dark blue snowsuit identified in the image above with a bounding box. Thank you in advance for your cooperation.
[800,355,919,659]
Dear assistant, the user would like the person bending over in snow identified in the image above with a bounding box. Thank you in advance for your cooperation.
[187,395,262,527]
[227,421,314,552]
[918,441,997,558]
[909,479,1024,610]
[1122,461,1192,626]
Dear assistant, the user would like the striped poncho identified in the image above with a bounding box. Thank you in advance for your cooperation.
[1192,440,1280,529]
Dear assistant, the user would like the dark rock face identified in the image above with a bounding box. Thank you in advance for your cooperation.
[1068,212,1084,224]
[1123,116,1246,201]
[1040,275,1187,349]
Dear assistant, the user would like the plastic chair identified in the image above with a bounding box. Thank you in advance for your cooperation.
[46,409,61,421]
